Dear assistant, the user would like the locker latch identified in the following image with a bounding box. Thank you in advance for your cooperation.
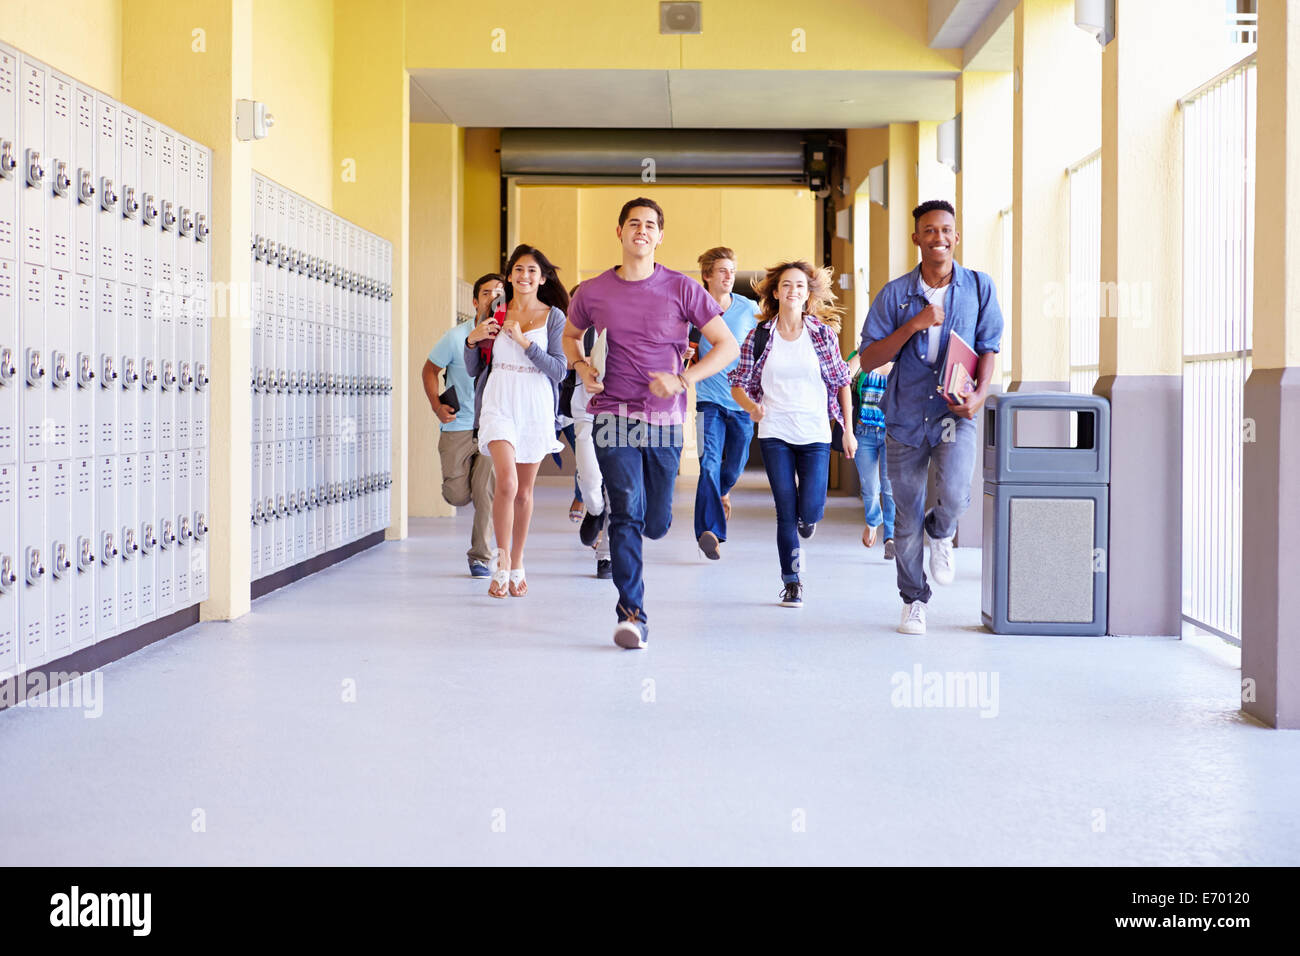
[196,212,209,240]
[140,522,157,555]
[121,355,140,388]
[160,199,176,231]
[276,494,287,517]
[161,360,176,390]
[0,554,15,593]
[77,536,95,571]
[178,361,193,390]
[142,193,158,225]
[277,369,289,392]
[253,235,265,261]
[195,363,209,390]
[193,512,208,538]
[179,206,194,237]
[160,518,175,549]
[121,526,138,560]
[178,515,192,542]
[253,367,266,392]
[76,167,95,204]
[122,185,140,220]
[24,348,45,387]
[0,140,16,179]
[142,358,157,389]
[276,242,287,268]
[254,501,266,525]
[100,531,118,565]
[0,346,16,385]
[264,495,275,519]
[51,351,71,388]
[51,541,71,579]
[100,354,118,388]
[24,149,43,188]
[76,352,95,388]
[99,176,118,212]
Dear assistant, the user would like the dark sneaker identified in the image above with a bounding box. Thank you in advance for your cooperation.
[613,619,648,649]
[596,559,612,579]
[797,521,817,539]
[883,538,896,560]
[779,581,803,608]
[697,530,721,560]
[469,559,491,578]
[579,509,606,547]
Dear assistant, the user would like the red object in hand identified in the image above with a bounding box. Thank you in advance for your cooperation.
[479,305,506,365]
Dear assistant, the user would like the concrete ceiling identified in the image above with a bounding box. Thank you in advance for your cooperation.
[409,69,958,129]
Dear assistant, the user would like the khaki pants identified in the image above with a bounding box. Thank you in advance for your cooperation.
[438,429,496,563]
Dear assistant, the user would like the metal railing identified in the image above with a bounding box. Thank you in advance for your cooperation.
[456,278,475,323]
[1178,54,1256,644]
[1067,150,1101,395]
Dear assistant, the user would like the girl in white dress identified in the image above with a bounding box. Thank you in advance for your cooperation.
[465,244,568,598]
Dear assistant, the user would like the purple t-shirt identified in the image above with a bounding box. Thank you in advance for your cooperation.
[568,264,720,425]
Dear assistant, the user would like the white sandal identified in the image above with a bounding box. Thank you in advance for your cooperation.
[488,549,509,599]
[508,566,527,597]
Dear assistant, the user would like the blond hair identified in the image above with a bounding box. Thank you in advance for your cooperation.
[751,260,843,333]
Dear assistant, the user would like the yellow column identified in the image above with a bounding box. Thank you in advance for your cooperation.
[1012,0,1101,390]
[408,124,462,519]
[333,0,410,540]
[122,0,254,621]
[1243,0,1300,729]
[886,123,919,279]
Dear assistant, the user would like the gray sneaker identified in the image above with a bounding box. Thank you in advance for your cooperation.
[883,539,896,561]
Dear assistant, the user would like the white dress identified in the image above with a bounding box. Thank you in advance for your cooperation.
[477,325,563,463]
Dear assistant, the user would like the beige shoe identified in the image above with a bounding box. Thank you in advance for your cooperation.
[862,525,879,548]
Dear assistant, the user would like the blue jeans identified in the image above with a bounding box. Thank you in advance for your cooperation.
[758,438,830,583]
[853,423,894,539]
[693,402,754,541]
[592,415,684,624]
[885,419,978,605]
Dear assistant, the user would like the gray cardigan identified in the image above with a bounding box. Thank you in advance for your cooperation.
[463,305,569,433]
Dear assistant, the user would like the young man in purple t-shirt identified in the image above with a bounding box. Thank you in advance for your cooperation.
[565,198,739,649]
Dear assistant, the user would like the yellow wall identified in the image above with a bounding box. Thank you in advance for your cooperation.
[463,127,501,281]
[3,0,121,96]
[405,0,958,71]
[251,0,335,208]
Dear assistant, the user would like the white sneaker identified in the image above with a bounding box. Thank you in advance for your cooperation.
[929,534,955,586]
[899,601,927,635]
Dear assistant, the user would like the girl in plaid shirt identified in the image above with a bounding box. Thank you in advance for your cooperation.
[728,261,853,608]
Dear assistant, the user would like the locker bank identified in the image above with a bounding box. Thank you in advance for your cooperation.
[0,0,1299,869]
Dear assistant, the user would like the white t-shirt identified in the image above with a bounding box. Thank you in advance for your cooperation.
[758,324,831,445]
[918,276,949,364]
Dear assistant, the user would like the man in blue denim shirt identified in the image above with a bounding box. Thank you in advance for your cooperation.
[858,200,1003,635]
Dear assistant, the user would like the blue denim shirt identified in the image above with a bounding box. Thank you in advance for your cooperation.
[860,262,1003,448]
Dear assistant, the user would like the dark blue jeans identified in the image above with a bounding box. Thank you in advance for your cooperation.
[758,437,830,583]
[592,414,684,624]
[853,423,894,539]
[693,401,754,541]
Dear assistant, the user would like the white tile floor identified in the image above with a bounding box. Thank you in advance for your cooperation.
[1,473,1297,866]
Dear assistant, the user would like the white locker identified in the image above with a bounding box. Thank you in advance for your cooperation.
[137,450,155,621]
[155,449,173,614]
[94,277,116,454]
[118,108,139,285]
[174,138,191,450]
[174,447,191,603]
[0,259,17,465]
[190,445,208,601]
[312,438,325,555]
[250,439,262,579]
[71,456,94,646]
[191,144,209,450]
[94,453,117,637]
[138,120,156,286]
[157,279,174,449]
[118,282,138,452]
[46,268,71,458]
[45,457,72,661]
[293,437,306,562]
[0,463,18,674]
[260,439,274,571]
[19,58,46,269]
[46,72,73,275]
[157,128,175,452]
[19,262,45,460]
[0,46,17,267]
[272,438,286,568]
[93,95,117,279]
[116,452,138,630]
[71,86,94,278]
[71,272,93,456]
[139,284,156,451]
[18,461,46,669]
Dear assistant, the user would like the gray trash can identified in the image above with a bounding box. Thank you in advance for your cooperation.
[980,392,1109,635]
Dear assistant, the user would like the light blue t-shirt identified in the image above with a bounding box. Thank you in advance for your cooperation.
[694,292,759,412]
[428,321,476,432]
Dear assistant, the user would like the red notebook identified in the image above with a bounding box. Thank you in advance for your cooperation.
[940,331,978,404]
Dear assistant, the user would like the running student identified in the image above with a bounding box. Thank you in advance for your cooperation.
[857,199,1003,636]
[564,198,738,649]
[422,273,505,577]
[691,247,759,562]
[845,348,895,558]
[729,261,853,609]
[465,244,569,598]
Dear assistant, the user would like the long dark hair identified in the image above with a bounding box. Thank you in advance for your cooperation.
[504,244,569,312]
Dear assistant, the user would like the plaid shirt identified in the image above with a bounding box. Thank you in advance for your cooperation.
[728,316,852,426]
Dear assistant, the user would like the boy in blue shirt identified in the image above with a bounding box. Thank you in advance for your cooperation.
[421,273,505,577]
[858,201,1003,635]
[691,247,760,561]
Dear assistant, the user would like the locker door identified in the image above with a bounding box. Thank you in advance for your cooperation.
[94,454,117,638]
[118,282,138,453]
[173,447,190,603]
[191,144,209,451]
[138,120,156,289]
[20,262,45,461]
[117,108,139,286]
[94,277,116,455]
[251,176,264,449]
[116,452,137,630]
[71,86,94,278]
[312,436,325,555]
[18,58,46,270]
[190,445,208,602]
[272,438,285,568]
[0,46,17,267]
[0,259,16,465]
[46,458,72,660]
[138,284,155,451]
[173,138,191,450]
[293,437,305,562]
[274,189,287,447]
[303,434,315,557]
[250,440,261,579]
[260,439,273,571]
[46,72,73,275]
[71,272,93,456]
[46,267,70,458]
[0,463,17,674]
[71,456,94,646]
[154,449,173,614]
[18,461,46,670]
[156,128,174,452]
[93,95,117,280]
[137,450,155,622]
